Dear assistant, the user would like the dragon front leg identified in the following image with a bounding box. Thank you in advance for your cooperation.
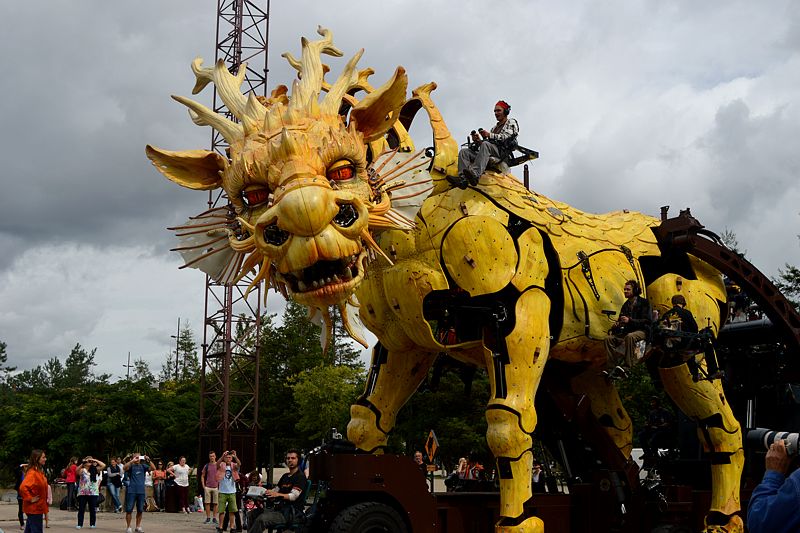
[485,288,550,533]
[660,359,744,533]
[347,341,438,453]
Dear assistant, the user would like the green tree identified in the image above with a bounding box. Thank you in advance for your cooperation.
[292,364,365,442]
[776,264,800,310]
[328,306,365,368]
[254,301,367,456]
[62,343,110,386]
[0,341,16,386]
[177,322,200,380]
[131,358,155,383]
[390,362,491,469]
[158,322,200,383]
[0,337,202,483]
[719,228,745,255]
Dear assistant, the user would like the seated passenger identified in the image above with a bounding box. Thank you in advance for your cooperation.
[604,280,652,378]
[248,449,307,533]
[658,294,699,349]
[448,100,519,189]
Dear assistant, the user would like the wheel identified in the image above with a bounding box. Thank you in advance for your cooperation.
[328,502,408,533]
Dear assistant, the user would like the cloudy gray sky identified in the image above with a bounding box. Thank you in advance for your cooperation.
[1,0,799,378]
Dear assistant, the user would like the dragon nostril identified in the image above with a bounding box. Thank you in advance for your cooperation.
[263,224,289,246]
[333,203,358,228]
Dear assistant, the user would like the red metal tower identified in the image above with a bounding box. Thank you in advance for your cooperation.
[199,0,270,470]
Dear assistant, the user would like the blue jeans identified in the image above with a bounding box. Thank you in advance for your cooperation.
[66,482,77,509]
[77,495,98,527]
[154,482,165,510]
[107,484,122,510]
[24,513,43,533]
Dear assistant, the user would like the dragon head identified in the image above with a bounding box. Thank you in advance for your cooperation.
[147,28,452,349]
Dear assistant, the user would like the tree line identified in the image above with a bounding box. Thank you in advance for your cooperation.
[0,301,492,485]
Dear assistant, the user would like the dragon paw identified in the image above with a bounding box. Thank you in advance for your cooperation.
[703,514,743,533]
[495,516,544,533]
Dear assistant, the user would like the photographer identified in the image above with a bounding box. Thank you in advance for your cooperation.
[248,449,307,533]
[448,100,519,189]
[123,452,156,533]
[76,456,106,529]
[747,439,800,533]
[215,450,241,533]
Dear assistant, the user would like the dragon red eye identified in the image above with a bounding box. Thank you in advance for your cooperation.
[242,188,270,208]
[327,164,355,181]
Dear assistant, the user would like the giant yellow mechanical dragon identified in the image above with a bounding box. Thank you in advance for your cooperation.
[147,28,744,533]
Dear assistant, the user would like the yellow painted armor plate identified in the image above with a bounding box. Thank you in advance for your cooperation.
[442,216,517,296]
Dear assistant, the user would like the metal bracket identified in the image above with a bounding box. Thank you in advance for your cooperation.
[620,245,636,271]
[577,251,600,300]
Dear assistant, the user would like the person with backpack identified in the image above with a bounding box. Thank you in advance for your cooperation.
[201,451,220,524]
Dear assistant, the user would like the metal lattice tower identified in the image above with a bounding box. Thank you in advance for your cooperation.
[199,0,270,470]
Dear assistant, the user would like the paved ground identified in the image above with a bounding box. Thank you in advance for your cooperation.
[0,503,222,533]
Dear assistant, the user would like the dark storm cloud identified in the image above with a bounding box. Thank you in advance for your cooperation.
[1,0,799,375]
[0,1,214,259]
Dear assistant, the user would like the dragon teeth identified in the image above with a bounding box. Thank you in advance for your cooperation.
[298,280,307,292]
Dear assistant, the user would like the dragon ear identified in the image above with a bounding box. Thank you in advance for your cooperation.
[350,66,407,143]
[145,145,228,190]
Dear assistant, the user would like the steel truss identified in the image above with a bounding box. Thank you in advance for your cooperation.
[199,0,270,470]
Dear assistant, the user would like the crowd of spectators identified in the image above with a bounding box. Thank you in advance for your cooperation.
[13,447,307,533]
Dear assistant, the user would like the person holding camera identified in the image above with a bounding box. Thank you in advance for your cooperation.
[75,456,106,529]
[248,449,307,533]
[123,453,155,533]
[215,451,241,533]
[603,279,652,378]
[747,439,800,533]
[447,100,519,189]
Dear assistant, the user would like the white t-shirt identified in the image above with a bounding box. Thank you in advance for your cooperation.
[172,464,191,487]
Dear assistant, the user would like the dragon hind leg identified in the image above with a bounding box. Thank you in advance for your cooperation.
[659,360,744,533]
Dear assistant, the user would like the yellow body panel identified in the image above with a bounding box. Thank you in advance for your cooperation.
[442,216,518,296]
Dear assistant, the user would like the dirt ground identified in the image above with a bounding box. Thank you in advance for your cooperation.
[0,502,223,533]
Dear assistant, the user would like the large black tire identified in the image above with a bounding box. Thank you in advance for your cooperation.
[328,502,408,533]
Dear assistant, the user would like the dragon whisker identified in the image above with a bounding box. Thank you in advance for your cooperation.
[170,234,229,252]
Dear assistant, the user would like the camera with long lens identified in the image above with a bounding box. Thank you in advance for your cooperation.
[746,428,799,456]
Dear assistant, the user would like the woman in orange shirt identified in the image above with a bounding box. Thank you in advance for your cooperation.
[19,449,49,533]
[152,460,167,511]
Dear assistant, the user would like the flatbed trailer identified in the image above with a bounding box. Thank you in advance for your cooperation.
[306,447,747,533]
